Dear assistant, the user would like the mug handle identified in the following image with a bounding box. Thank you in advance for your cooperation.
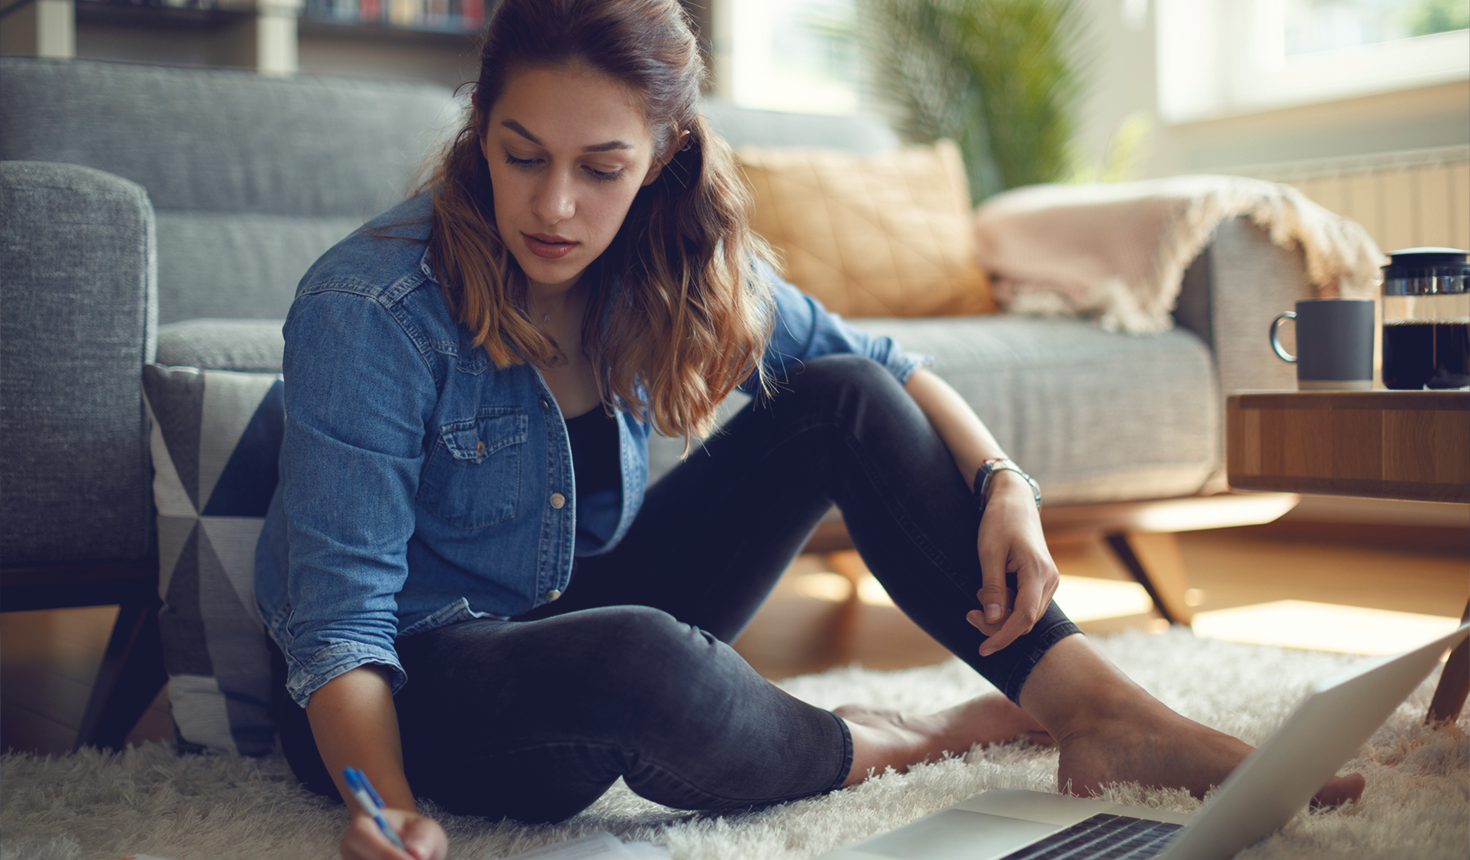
[1270,312,1297,363]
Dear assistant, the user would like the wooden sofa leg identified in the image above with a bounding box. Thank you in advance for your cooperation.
[73,594,167,752]
[1426,598,1470,726]
[1103,531,1195,627]
[824,550,870,666]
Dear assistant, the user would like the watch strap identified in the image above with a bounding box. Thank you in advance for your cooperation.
[974,458,1041,517]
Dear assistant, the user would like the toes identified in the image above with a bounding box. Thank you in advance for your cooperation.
[832,704,884,722]
[1311,772,1365,808]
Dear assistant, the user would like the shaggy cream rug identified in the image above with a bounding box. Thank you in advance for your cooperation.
[2,629,1466,860]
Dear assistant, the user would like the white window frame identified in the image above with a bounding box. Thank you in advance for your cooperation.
[1156,0,1470,124]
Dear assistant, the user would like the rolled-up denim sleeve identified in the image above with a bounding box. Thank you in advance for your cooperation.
[745,257,930,392]
[274,286,437,708]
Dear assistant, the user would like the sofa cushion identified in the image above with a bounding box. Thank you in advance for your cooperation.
[156,212,364,325]
[157,319,286,374]
[737,141,995,319]
[143,363,282,756]
[855,315,1220,505]
[702,101,901,155]
[0,57,457,218]
[0,57,457,326]
[647,316,1219,507]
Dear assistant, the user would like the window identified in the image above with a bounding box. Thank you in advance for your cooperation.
[715,0,861,114]
[1157,0,1469,123]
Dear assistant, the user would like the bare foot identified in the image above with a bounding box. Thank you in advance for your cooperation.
[836,692,1051,787]
[1054,695,1365,806]
[1023,636,1365,807]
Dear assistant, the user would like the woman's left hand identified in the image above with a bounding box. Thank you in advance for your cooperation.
[965,470,1060,656]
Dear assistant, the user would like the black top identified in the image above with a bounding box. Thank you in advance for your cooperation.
[565,408,621,553]
[565,407,619,495]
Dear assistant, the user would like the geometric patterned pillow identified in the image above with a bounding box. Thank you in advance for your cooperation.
[142,363,283,756]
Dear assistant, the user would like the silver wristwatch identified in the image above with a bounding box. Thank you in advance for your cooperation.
[974,458,1041,518]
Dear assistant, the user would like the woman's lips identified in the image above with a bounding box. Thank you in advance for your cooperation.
[523,233,579,260]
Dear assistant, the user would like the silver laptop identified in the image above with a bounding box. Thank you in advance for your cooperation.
[817,624,1470,860]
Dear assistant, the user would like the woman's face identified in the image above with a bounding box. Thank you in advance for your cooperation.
[482,64,665,295]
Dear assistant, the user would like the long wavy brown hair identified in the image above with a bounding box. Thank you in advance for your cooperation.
[423,0,775,444]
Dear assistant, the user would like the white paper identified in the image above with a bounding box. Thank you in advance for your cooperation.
[501,832,670,860]
[621,843,672,860]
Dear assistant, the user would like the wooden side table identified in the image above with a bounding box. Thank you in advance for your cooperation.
[1227,391,1469,503]
[1226,390,1470,725]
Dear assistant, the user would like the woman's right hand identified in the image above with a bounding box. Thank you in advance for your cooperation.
[342,807,448,860]
[304,668,443,860]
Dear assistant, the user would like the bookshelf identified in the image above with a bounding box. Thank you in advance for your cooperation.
[300,0,487,36]
[0,0,75,58]
[2,1,709,90]
[295,1,484,87]
[1,0,490,81]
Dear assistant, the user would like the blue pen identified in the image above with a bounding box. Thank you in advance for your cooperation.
[343,767,409,853]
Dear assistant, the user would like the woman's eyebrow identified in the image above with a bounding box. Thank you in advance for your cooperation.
[500,120,632,153]
[501,120,543,144]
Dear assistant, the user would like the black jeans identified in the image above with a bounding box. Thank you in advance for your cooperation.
[273,355,1080,822]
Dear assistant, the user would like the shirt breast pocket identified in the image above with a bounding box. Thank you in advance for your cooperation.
[418,410,528,529]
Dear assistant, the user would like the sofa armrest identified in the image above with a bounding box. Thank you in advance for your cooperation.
[0,161,158,566]
[1174,216,1313,397]
[1173,216,1314,493]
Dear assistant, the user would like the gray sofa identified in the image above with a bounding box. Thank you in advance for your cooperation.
[0,57,1305,749]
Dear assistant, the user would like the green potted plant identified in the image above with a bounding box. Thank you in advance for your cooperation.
[858,0,1089,203]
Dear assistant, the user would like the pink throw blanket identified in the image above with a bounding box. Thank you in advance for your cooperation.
[973,175,1384,334]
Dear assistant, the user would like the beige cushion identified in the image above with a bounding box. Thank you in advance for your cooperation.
[737,140,995,318]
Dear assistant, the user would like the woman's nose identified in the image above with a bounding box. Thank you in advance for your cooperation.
[533,170,576,225]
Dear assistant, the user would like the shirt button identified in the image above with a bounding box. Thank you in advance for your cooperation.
[476,440,485,457]
[545,589,562,602]
[539,400,549,411]
[549,492,566,509]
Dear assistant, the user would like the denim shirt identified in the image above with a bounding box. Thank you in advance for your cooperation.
[255,194,925,708]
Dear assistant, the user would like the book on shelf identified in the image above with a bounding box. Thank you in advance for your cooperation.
[77,0,253,10]
[303,0,487,33]
[80,0,310,11]
[77,0,486,33]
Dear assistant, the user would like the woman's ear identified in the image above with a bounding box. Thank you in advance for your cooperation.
[641,129,692,187]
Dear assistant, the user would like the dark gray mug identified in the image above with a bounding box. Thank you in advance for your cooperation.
[1270,298,1375,390]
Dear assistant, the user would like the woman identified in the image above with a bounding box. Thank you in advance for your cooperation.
[255,1,1364,858]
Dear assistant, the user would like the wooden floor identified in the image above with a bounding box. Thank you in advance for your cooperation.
[2,522,1466,756]
[731,521,1469,679]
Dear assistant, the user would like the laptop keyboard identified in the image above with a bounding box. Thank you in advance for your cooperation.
[997,813,1183,860]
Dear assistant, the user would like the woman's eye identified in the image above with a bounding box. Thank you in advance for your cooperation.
[501,150,621,182]
[584,166,622,182]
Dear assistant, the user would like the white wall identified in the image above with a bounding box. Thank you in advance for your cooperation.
[1072,0,1470,177]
